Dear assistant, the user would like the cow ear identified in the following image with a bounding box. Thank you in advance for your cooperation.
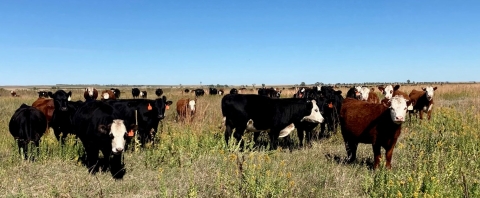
[68,91,72,97]
[422,87,426,91]
[394,85,400,91]
[433,87,437,91]
[98,124,109,134]
[378,86,384,91]
[162,95,167,102]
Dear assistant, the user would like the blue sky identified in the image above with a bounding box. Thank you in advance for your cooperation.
[1,1,479,86]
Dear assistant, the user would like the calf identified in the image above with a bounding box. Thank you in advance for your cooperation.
[110,88,121,99]
[218,89,224,95]
[176,98,197,122]
[32,98,55,129]
[132,88,140,98]
[221,94,324,150]
[10,91,19,97]
[339,95,409,169]
[408,86,437,120]
[38,91,52,98]
[194,89,205,97]
[48,90,80,144]
[9,104,47,160]
[84,87,98,101]
[101,90,116,100]
[209,88,218,95]
[378,85,394,100]
[229,88,238,94]
[155,89,164,97]
[73,101,127,179]
[140,91,147,99]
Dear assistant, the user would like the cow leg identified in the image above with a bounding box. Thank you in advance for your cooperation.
[345,141,358,163]
[419,110,424,120]
[373,144,382,169]
[384,143,396,169]
[297,127,305,148]
[427,110,432,120]
[110,154,125,179]
[224,124,233,146]
[233,126,246,148]
[268,132,278,150]
[85,146,100,174]
[17,140,28,160]
[253,132,261,148]
[319,123,326,139]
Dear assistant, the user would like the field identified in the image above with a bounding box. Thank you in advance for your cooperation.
[0,84,479,197]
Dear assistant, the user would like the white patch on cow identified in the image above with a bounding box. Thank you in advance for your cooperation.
[139,92,144,97]
[300,88,305,93]
[86,87,94,96]
[424,86,436,101]
[389,95,408,124]
[67,96,71,101]
[188,100,196,112]
[301,100,324,123]
[103,92,109,100]
[383,85,394,99]
[358,87,370,101]
[246,119,262,132]
[407,103,413,111]
[110,119,127,154]
[279,123,295,138]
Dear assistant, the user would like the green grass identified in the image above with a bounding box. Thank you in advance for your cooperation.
[0,85,479,197]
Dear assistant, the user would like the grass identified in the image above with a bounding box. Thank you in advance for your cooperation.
[0,84,479,197]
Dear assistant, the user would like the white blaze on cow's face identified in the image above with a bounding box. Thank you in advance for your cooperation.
[140,92,144,97]
[388,96,408,124]
[86,87,94,96]
[301,100,324,123]
[103,92,109,99]
[358,87,370,101]
[423,86,437,101]
[188,99,196,113]
[110,119,127,155]
[383,85,394,99]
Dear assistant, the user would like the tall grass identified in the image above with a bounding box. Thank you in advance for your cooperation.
[0,84,478,197]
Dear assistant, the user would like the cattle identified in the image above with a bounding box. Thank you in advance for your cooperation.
[209,88,218,95]
[140,91,147,99]
[47,90,80,144]
[339,95,410,169]
[184,89,190,93]
[176,98,197,122]
[346,86,361,99]
[408,86,437,120]
[132,88,140,98]
[32,98,55,129]
[73,101,127,178]
[155,89,164,97]
[110,88,121,99]
[101,90,116,100]
[105,96,173,147]
[194,89,205,97]
[221,94,324,150]
[294,86,321,99]
[218,89,224,95]
[258,88,281,99]
[229,88,238,94]
[83,87,98,101]
[9,104,47,160]
[37,91,52,98]
[10,91,19,97]
[378,85,394,100]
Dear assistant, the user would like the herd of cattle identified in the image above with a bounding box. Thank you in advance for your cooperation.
[7,85,437,178]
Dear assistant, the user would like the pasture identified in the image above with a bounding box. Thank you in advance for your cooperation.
[0,84,479,197]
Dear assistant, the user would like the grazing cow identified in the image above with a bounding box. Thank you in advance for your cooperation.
[110,88,121,99]
[132,88,140,98]
[155,89,164,97]
[9,104,47,160]
[73,101,127,178]
[378,85,394,100]
[10,91,19,97]
[339,95,410,169]
[32,98,55,129]
[101,90,116,100]
[83,87,98,101]
[184,89,190,93]
[229,88,238,94]
[408,86,437,120]
[209,88,218,95]
[106,96,173,147]
[221,94,324,150]
[258,88,281,99]
[194,89,205,97]
[140,91,147,99]
[176,98,197,122]
[218,89,224,95]
[37,91,52,98]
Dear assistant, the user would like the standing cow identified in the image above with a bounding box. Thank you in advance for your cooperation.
[110,88,121,99]
[132,88,140,98]
[84,87,98,101]
[176,98,197,122]
[408,86,437,120]
[155,89,164,97]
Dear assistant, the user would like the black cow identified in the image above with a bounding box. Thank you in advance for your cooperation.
[140,91,147,99]
[209,88,218,95]
[294,86,321,99]
[230,88,238,94]
[320,86,344,135]
[184,89,190,93]
[132,88,140,98]
[155,89,163,97]
[50,99,84,144]
[37,91,52,98]
[73,101,127,178]
[9,104,47,160]
[194,89,205,97]
[106,96,173,148]
[110,88,121,99]
[221,94,324,150]
[258,88,281,99]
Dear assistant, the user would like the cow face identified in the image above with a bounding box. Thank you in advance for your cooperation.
[358,87,370,101]
[301,100,324,123]
[188,99,196,113]
[379,85,394,99]
[99,119,127,155]
[154,96,173,119]
[422,86,437,101]
[86,87,94,97]
[49,90,72,111]
[102,92,110,100]
[383,96,408,124]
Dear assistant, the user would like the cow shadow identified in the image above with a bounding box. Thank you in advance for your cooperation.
[325,153,375,170]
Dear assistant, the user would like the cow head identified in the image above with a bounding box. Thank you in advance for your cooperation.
[154,96,173,119]
[102,91,110,100]
[422,86,437,101]
[382,95,409,124]
[188,99,196,114]
[85,87,95,97]
[357,87,370,101]
[301,100,324,123]
[99,119,127,155]
[378,85,394,99]
[48,90,72,111]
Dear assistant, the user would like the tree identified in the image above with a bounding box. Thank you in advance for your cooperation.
[315,82,321,86]
[252,84,256,88]
[407,79,411,84]
[262,83,265,88]
[300,82,306,86]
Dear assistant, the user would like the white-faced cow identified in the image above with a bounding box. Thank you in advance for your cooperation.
[84,87,98,101]
[140,91,147,99]
[340,95,410,169]
[408,86,437,120]
[176,98,197,122]
[110,88,121,99]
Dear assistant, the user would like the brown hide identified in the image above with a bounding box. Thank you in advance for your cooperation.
[32,98,55,131]
[176,98,196,122]
[367,88,380,104]
[340,97,405,169]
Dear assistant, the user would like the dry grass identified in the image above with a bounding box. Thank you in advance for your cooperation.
[0,84,479,197]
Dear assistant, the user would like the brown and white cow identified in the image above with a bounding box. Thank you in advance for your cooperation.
[101,90,116,100]
[408,86,437,120]
[355,87,379,104]
[10,91,19,97]
[340,94,410,169]
[176,98,196,122]
[84,87,98,101]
